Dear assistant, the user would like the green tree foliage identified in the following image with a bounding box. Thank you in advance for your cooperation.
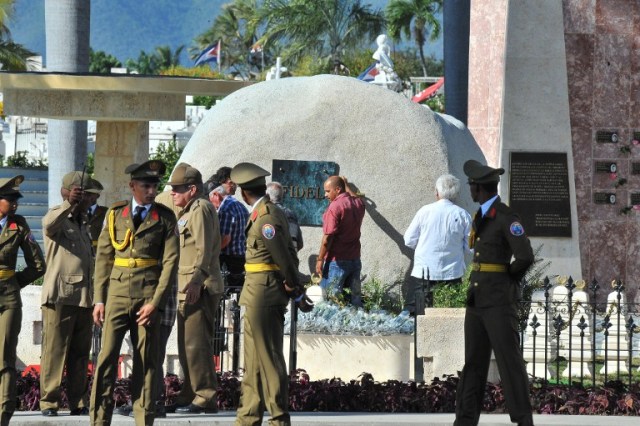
[150,138,184,191]
[262,0,384,68]
[125,50,160,74]
[386,0,442,77]
[193,0,263,79]
[89,49,122,74]
[154,44,184,70]
[0,0,35,71]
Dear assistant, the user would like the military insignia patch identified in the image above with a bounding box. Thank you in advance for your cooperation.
[262,224,276,239]
[510,222,525,236]
[8,222,17,230]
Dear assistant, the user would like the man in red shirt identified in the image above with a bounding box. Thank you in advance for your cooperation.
[315,176,365,307]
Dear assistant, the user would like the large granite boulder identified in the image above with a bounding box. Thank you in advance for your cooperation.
[180,74,484,290]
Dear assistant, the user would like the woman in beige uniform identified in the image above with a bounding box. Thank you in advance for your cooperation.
[0,175,46,425]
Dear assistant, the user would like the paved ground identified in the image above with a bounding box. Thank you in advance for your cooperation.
[10,411,639,425]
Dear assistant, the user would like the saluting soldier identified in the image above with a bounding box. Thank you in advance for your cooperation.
[40,171,94,417]
[0,175,45,425]
[167,163,223,414]
[89,160,179,426]
[455,160,535,426]
[231,162,312,426]
[85,178,108,248]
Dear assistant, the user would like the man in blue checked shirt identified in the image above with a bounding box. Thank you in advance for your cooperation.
[207,167,249,289]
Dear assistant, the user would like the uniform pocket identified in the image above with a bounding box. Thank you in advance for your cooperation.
[62,274,84,285]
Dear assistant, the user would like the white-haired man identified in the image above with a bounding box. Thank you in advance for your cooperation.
[403,174,472,314]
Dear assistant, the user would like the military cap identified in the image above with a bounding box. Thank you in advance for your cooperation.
[124,160,166,182]
[62,171,92,190]
[463,160,505,184]
[0,175,24,199]
[85,177,104,194]
[166,162,203,186]
[230,162,270,188]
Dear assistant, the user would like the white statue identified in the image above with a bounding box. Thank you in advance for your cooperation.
[371,34,402,92]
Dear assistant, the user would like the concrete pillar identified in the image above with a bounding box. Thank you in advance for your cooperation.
[45,0,90,206]
[443,0,470,124]
[94,122,149,206]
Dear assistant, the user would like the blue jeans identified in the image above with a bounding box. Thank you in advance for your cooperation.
[320,259,363,307]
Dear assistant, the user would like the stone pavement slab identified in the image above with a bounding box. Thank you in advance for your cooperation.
[10,411,639,425]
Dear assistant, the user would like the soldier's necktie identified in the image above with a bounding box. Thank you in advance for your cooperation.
[133,206,145,229]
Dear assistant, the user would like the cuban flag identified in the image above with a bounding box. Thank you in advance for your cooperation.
[194,41,221,66]
[357,62,379,82]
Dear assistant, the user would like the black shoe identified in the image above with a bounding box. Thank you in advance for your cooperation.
[69,407,89,415]
[41,409,58,417]
[115,404,133,416]
[155,404,167,418]
[175,403,217,414]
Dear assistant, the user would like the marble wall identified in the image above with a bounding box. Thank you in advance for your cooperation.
[469,0,640,301]
[564,0,640,300]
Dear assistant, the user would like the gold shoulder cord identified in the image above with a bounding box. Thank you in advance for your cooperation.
[108,209,133,251]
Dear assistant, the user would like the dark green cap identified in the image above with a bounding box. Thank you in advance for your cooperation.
[62,171,91,190]
[85,178,104,194]
[124,160,166,182]
[166,162,203,186]
[230,162,270,188]
[0,175,24,199]
[463,160,504,184]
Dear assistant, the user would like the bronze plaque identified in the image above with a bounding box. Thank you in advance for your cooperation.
[509,152,572,237]
[593,192,616,205]
[271,159,338,226]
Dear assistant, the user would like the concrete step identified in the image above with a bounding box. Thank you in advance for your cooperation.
[0,167,48,180]
[16,203,48,217]
[20,191,48,204]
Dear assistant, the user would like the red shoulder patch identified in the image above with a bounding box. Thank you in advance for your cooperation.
[487,208,496,219]
[251,210,258,221]
[8,222,17,230]
[150,210,159,221]
[122,206,130,217]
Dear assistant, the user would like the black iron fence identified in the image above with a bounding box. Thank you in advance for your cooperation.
[518,277,640,388]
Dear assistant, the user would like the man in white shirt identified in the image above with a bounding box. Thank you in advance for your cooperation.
[403,174,472,314]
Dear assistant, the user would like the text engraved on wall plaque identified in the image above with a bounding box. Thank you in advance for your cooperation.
[595,161,617,173]
[630,193,640,206]
[632,163,640,175]
[509,152,572,237]
[593,192,616,205]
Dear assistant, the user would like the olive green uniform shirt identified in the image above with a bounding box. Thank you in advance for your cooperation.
[93,200,179,308]
[41,200,93,307]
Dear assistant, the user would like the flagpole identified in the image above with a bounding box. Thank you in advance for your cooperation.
[217,40,222,74]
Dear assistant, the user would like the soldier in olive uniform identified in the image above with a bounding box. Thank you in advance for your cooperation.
[231,162,312,426]
[0,175,45,425]
[90,160,179,426]
[167,163,223,414]
[86,178,108,248]
[455,160,535,426]
[40,171,94,417]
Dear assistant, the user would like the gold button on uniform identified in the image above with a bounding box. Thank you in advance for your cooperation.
[475,252,480,257]
[128,258,136,268]
[474,282,478,287]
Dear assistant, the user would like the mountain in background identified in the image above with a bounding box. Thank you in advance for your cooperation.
[7,0,441,67]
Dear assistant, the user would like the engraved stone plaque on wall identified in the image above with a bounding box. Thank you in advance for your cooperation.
[632,162,640,175]
[593,192,616,205]
[596,130,619,143]
[509,152,572,237]
[271,159,338,226]
[630,193,640,206]
[594,161,617,173]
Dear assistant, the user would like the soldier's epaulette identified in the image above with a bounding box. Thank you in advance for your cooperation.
[250,204,270,222]
[110,200,129,209]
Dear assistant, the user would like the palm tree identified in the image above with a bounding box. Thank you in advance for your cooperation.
[386,0,442,77]
[262,0,384,68]
[0,0,36,70]
[192,0,263,79]
[155,45,184,70]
